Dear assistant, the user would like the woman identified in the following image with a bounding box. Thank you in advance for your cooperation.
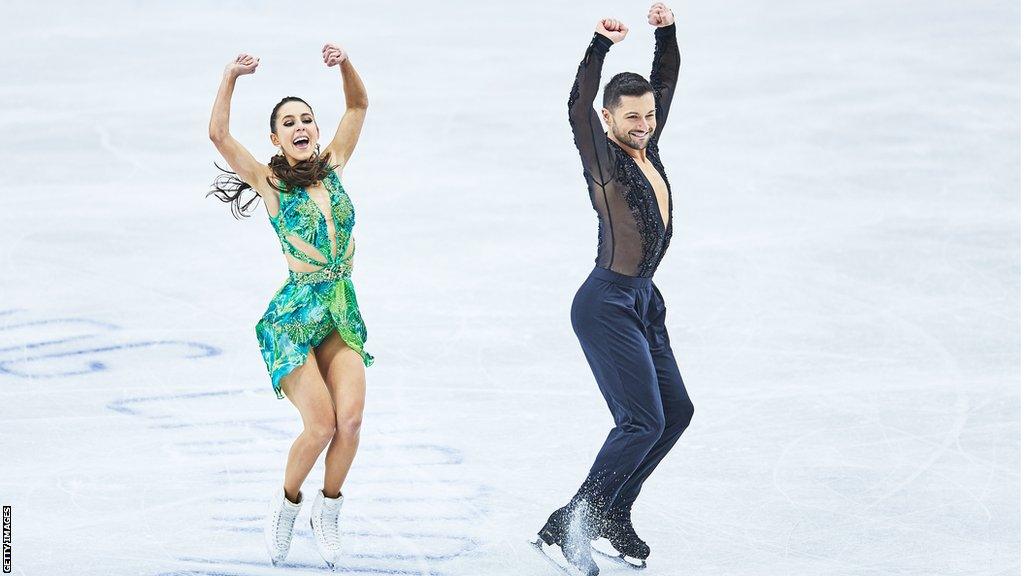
[207,44,373,569]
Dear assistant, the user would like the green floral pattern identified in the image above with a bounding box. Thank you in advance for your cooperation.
[255,169,373,399]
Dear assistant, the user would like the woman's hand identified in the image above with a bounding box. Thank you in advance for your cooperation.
[225,53,259,78]
[322,43,348,67]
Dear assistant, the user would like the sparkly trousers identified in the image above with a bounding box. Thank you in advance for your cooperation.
[569,267,694,516]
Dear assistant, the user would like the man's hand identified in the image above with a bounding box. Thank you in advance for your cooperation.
[647,3,675,27]
[322,43,348,67]
[225,53,259,78]
[596,18,629,43]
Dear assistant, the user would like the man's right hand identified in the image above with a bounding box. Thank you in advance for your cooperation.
[225,53,259,78]
[596,19,629,43]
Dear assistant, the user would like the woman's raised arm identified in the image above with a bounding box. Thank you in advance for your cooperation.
[209,53,269,188]
[321,43,368,171]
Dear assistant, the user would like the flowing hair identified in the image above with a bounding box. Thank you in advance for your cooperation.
[207,96,337,219]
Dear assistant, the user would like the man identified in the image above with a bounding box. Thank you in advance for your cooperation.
[533,4,694,575]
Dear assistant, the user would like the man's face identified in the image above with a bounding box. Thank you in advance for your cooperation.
[603,93,657,150]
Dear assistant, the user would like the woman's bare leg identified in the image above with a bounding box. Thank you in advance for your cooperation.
[280,353,337,503]
[314,333,367,499]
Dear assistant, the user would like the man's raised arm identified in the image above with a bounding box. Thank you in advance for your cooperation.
[569,19,628,185]
[648,3,679,143]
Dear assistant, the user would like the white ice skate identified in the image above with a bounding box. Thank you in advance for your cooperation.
[310,490,345,569]
[264,488,303,566]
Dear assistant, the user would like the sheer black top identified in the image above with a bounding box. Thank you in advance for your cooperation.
[569,25,680,278]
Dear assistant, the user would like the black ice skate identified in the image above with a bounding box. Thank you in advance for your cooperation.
[591,513,649,569]
[530,505,600,576]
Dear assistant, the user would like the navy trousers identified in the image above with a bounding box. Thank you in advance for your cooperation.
[569,267,694,517]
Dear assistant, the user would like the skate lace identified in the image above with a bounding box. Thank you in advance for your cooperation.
[274,505,299,549]
[317,505,342,550]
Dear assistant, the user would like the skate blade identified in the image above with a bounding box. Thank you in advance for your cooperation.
[592,539,647,570]
[313,556,337,571]
[529,536,591,576]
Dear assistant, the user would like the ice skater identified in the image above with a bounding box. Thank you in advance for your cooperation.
[207,43,373,569]
[532,4,694,575]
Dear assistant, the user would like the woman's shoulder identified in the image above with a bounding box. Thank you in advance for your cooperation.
[325,164,344,188]
[250,165,286,216]
[241,163,277,192]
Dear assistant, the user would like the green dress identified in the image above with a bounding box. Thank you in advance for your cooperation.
[256,169,373,398]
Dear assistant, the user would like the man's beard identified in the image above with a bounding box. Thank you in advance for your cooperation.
[611,125,651,150]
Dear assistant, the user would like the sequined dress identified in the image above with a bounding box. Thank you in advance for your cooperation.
[569,25,680,278]
[255,168,373,398]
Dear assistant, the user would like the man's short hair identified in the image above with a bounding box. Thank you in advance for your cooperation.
[603,72,654,110]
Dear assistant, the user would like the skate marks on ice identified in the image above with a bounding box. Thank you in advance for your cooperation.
[0,308,220,379]
[112,388,487,575]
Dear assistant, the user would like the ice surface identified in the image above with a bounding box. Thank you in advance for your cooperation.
[0,1,1018,575]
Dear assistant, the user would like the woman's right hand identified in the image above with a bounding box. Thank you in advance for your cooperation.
[225,53,260,78]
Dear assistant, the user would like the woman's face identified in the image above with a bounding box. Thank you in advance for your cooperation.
[271,100,320,164]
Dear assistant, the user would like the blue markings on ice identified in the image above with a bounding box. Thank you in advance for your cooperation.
[0,308,486,574]
[0,310,221,378]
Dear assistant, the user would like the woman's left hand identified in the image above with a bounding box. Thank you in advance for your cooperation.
[323,43,349,67]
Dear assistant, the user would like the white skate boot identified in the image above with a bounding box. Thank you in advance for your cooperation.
[310,490,345,569]
[264,488,302,566]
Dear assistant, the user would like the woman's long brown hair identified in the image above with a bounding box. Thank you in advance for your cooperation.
[207,96,337,219]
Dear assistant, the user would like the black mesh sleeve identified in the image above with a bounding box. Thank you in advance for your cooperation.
[650,24,680,144]
[569,33,615,186]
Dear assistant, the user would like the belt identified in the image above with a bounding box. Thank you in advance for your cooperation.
[289,264,351,285]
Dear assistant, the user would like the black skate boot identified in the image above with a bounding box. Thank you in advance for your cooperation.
[531,505,600,576]
[592,512,649,569]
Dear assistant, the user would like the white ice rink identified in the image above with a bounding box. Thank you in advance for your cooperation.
[0,1,1019,574]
